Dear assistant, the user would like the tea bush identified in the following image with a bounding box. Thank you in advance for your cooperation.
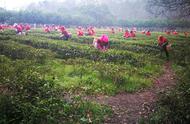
[0,41,54,64]
[140,35,190,124]
[0,55,111,124]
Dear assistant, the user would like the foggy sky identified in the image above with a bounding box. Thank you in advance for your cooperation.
[0,0,140,10]
[0,0,48,10]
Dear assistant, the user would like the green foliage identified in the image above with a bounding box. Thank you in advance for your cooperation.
[142,68,190,124]
[4,28,189,123]
[0,55,111,124]
[0,29,164,95]
[0,41,53,64]
[141,35,190,124]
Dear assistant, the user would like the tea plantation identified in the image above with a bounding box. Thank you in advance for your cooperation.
[0,29,190,124]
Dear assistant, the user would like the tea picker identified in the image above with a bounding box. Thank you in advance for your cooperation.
[59,26,72,40]
[93,34,109,51]
[157,35,172,60]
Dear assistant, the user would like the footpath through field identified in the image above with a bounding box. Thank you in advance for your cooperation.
[87,61,176,124]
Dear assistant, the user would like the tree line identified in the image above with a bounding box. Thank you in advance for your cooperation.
[0,4,190,28]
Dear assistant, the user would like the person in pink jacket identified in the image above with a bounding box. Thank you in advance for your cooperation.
[93,34,109,51]
[100,34,109,50]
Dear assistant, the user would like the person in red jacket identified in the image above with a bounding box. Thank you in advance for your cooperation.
[25,24,31,31]
[86,28,92,36]
[77,30,84,36]
[141,30,146,34]
[132,27,137,33]
[165,30,171,35]
[184,32,189,37]
[77,27,84,37]
[130,31,136,37]
[0,25,3,32]
[91,27,95,35]
[25,24,31,35]
[93,38,101,49]
[59,26,65,33]
[15,24,23,34]
[146,30,151,36]
[123,30,130,38]
[111,27,115,34]
[86,27,95,36]
[60,26,72,40]
[173,30,178,35]
[20,24,24,31]
[118,28,122,32]
[44,26,50,33]
[158,35,169,60]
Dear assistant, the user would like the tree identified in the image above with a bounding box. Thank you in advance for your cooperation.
[147,0,190,18]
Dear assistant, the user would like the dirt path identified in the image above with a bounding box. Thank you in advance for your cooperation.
[87,62,176,124]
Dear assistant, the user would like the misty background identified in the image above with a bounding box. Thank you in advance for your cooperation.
[0,0,190,27]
